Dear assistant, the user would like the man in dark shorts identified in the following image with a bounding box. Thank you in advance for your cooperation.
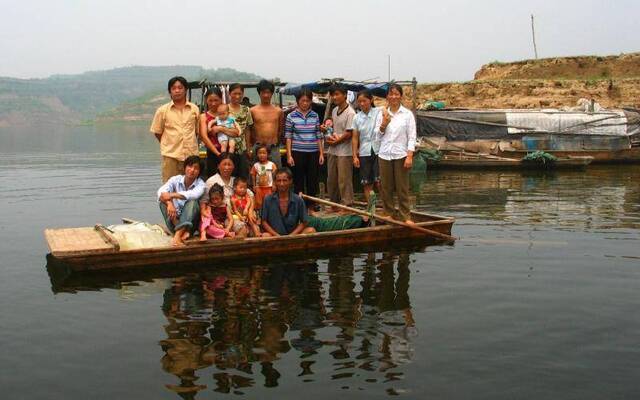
[250,79,284,169]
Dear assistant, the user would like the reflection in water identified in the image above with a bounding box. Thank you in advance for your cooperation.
[156,252,416,397]
[7,123,640,399]
[416,167,640,231]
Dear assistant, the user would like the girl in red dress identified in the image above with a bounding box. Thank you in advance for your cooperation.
[230,177,261,237]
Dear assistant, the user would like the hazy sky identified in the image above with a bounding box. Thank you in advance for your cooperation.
[1,0,637,83]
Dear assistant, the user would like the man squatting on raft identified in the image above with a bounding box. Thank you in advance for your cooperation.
[157,155,206,246]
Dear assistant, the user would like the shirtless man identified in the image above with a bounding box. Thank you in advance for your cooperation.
[250,79,284,169]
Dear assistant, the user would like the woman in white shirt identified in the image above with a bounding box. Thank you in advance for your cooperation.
[375,84,417,223]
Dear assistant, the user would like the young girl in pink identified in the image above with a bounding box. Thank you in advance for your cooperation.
[200,184,236,240]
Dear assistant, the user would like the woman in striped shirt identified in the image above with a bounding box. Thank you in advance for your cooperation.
[285,88,325,201]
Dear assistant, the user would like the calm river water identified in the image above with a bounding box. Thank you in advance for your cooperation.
[0,124,639,399]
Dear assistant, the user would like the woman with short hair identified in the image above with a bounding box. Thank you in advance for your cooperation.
[375,84,417,223]
[351,89,382,203]
[202,153,251,237]
[285,88,325,204]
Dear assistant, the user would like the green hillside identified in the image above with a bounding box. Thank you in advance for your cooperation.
[0,66,262,126]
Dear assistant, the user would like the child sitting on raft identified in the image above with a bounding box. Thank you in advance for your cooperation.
[230,177,261,237]
[200,184,236,240]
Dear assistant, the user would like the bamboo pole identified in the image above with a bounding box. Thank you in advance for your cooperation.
[301,194,456,242]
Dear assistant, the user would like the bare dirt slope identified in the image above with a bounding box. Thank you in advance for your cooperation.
[475,53,640,81]
[410,53,640,110]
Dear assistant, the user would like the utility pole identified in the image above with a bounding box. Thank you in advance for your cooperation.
[388,54,391,81]
[531,14,538,59]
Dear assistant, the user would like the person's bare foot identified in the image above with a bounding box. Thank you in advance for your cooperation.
[404,219,416,225]
[181,231,190,241]
[172,236,185,247]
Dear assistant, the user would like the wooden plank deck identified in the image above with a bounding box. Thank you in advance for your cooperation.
[44,227,117,256]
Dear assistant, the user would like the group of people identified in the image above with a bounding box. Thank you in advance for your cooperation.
[156,153,313,246]
[151,76,417,246]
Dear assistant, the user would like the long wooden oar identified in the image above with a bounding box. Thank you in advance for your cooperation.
[301,194,456,242]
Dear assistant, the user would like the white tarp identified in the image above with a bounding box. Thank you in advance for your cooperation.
[107,222,171,250]
[506,110,629,136]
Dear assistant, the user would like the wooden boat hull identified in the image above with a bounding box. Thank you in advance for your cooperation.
[499,148,640,163]
[45,211,454,272]
[425,156,593,169]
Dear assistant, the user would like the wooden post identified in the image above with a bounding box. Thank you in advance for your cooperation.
[531,14,538,59]
[199,83,205,111]
[411,77,418,114]
[323,94,333,123]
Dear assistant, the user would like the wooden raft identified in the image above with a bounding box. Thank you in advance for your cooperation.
[44,227,118,257]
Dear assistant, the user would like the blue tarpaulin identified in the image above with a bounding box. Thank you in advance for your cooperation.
[279,81,391,97]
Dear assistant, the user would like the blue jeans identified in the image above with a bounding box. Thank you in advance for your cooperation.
[159,199,200,234]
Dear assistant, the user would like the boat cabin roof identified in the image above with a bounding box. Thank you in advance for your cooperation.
[186,79,288,91]
[279,78,416,98]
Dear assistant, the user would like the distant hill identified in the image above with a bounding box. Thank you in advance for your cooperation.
[0,66,262,127]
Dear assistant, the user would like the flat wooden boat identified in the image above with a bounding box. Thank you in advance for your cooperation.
[498,148,640,164]
[44,211,455,272]
[425,154,593,169]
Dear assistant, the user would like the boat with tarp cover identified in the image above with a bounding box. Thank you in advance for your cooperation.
[417,106,640,163]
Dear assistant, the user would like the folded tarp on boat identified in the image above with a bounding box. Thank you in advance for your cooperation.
[417,109,640,141]
[417,110,510,141]
[505,110,630,136]
[107,222,171,250]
